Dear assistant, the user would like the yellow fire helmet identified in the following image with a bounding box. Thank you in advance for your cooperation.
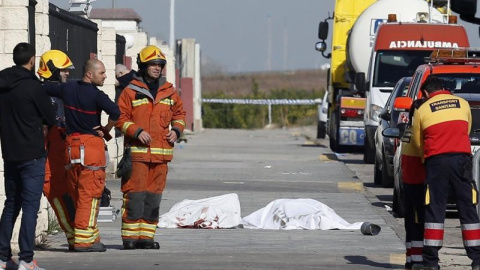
[37,50,74,79]
[137,45,167,68]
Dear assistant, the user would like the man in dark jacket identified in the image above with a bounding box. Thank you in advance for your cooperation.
[0,42,55,270]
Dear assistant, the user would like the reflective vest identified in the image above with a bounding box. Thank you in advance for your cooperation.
[116,77,186,163]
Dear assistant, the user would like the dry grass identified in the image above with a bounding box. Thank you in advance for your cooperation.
[202,69,328,96]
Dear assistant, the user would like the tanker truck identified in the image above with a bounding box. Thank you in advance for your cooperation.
[316,0,470,163]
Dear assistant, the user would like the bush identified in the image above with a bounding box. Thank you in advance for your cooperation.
[202,80,323,129]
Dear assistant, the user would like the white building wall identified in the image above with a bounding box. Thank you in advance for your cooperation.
[0,0,51,252]
[181,39,196,79]
[125,32,148,69]
[101,20,137,31]
[92,19,123,177]
[150,37,176,87]
[95,19,148,70]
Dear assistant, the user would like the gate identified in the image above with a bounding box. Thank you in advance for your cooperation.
[48,3,98,80]
[116,34,126,65]
[28,0,36,45]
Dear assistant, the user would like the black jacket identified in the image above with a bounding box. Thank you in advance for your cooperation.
[0,66,55,162]
[46,80,120,136]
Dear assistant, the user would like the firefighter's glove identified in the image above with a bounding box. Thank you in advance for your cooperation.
[116,147,132,182]
[46,60,61,82]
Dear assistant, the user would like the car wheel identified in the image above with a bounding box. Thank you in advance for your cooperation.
[381,152,394,188]
[374,154,382,186]
[396,183,405,218]
[363,136,375,164]
[392,185,399,214]
[317,120,326,139]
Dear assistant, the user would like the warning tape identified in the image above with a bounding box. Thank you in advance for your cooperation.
[201,99,317,105]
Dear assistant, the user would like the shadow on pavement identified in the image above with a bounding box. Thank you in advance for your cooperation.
[300,143,327,148]
[375,195,392,203]
[345,255,401,269]
[340,158,366,165]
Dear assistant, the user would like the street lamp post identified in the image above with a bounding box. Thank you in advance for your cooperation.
[169,0,175,50]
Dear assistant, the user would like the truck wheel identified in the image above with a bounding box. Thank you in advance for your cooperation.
[317,120,326,139]
[363,137,375,164]
[381,153,394,188]
[329,112,338,152]
[329,111,347,153]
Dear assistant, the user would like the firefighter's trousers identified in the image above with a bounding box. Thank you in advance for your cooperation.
[65,134,106,249]
[404,183,424,268]
[44,126,75,246]
[121,161,167,242]
[423,153,480,268]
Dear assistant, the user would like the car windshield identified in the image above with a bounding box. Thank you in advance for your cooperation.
[373,50,431,88]
[472,107,480,134]
[435,73,480,94]
[434,74,480,135]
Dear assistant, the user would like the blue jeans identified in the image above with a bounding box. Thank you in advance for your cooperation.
[0,157,45,262]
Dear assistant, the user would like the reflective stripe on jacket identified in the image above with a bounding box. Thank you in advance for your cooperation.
[116,77,186,163]
[401,128,425,184]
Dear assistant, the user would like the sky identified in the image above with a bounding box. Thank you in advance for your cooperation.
[49,0,480,73]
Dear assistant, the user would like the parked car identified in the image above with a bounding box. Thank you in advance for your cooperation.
[316,92,329,139]
[374,77,411,188]
[385,48,480,217]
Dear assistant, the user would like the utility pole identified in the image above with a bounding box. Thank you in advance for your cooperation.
[283,17,288,71]
[169,0,175,51]
[112,0,115,8]
[267,16,272,71]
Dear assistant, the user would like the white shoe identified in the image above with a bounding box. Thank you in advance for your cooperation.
[18,260,44,270]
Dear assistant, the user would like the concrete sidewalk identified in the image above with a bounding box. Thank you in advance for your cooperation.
[35,127,405,270]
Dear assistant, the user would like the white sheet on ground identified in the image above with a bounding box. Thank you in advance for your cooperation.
[157,193,241,229]
[241,198,364,230]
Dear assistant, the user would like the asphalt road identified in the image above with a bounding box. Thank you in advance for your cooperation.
[33,126,472,270]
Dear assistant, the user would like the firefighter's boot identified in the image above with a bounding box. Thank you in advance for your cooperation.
[136,240,160,249]
[74,241,106,252]
[122,240,136,250]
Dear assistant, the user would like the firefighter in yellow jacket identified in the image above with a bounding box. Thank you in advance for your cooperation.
[38,50,76,250]
[412,76,480,270]
[116,45,186,250]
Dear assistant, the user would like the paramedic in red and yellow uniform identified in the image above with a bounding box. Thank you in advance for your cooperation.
[412,76,480,270]
[401,98,426,270]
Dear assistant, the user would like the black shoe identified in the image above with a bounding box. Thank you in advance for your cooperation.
[122,240,136,250]
[68,244,74,252]
[74,241,106,252]
[136,241,160,249]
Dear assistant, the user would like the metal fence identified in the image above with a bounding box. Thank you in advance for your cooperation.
[201,98,317,125]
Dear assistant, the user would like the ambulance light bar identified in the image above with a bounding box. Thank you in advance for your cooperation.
[425,48,480,64]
